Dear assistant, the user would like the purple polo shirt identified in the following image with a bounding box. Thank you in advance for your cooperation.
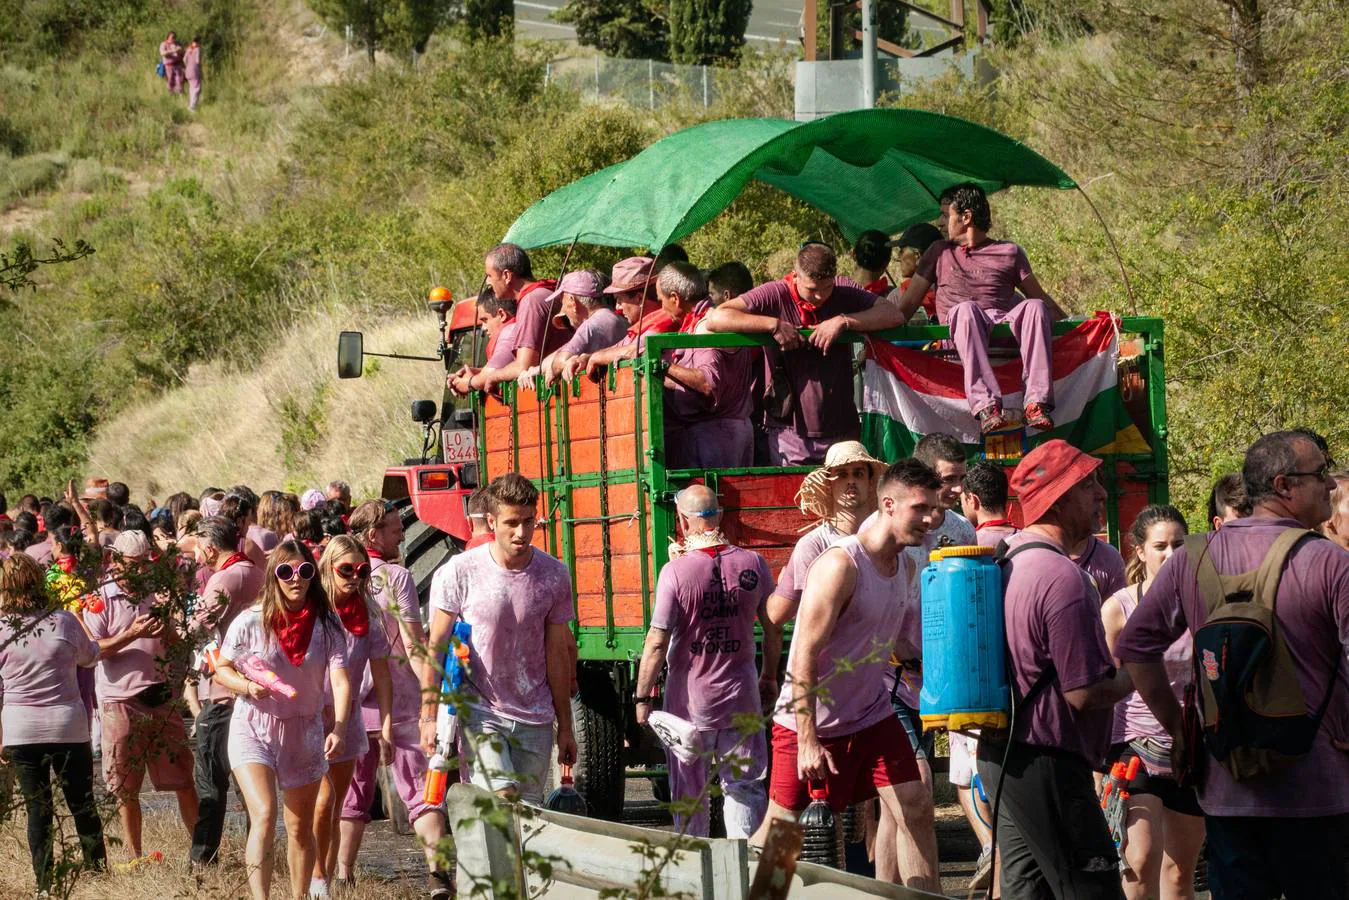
[916,239,1033,324]
[485,320,521,370]
[1001,530,1115,765]
[558,308,629,356]
[1115,517,1349,817]
[513,283,573,357]
[737,278,875,439]
[651,545,772,730]
[1074,534,1128,602]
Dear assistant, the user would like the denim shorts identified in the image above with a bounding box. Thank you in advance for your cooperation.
[462,707,554,805]
[891,696,935,762]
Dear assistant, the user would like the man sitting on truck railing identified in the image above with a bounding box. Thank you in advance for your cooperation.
[477,243,566,387]
[634,485,774,838]
[811,184,1068,435]
[447,291,518,396]
[658,261,755,470]
[706,244,889,466]
[561,256,677,381]
[531,269,628,386]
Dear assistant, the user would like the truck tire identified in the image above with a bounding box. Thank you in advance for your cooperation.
[571,664,625,822]
[390,497,461,610]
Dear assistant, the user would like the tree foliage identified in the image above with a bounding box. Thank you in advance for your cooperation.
[554,0,669,61]
[462,0,514,41]
[667,0,751,65]
[308,0,455,63]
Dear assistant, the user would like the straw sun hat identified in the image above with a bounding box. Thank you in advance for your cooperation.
[795,441,888,522]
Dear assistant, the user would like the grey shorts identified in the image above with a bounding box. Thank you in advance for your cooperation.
[462,708,554,805]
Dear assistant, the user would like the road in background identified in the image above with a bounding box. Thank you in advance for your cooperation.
[516,0,803,49]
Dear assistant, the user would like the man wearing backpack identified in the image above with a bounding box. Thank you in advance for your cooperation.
[977,439,1133,900]
[1116,429,1349,899]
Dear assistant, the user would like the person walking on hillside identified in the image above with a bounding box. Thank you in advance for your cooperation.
[160,31,185,95]
[634,485,774,837]
[1116,430,1349,898]
[184,36,203,111]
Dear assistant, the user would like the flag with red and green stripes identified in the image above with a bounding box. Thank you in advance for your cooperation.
[861,313,1150,459]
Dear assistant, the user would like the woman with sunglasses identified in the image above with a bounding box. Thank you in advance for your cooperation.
[311,536,393,896]
[213,540,351,900]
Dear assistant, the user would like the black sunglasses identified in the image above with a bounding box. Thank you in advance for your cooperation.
[335,562,372,579]
[275,561,316,582]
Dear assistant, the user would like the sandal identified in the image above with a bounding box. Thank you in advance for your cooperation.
[1024,402,1054,431]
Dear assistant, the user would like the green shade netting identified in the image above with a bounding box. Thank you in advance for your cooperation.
[503,108,1076,250]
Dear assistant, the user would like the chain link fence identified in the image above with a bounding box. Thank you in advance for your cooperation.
[545,55,722,109]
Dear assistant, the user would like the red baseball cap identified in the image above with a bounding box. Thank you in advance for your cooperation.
[1010,439,1103,526]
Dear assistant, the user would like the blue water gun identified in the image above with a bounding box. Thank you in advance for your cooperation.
[442,621,473,715]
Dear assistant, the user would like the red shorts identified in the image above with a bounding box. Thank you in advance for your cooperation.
[769,715,919,812]
[101,697,195,799]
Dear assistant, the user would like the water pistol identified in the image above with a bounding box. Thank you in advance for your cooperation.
[434,621,472,752]
[238,655,299,699]
[1099,756,1141,869]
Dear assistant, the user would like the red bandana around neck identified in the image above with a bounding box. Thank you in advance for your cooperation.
[783,272,821,328]
[333,592,370,637]
[219,552,248,571]
[626,307,678,340]
[677,305,708,334]
[976,518,1015,531]
[272,601,318,667]
[366,546,387,562]
[863,275,891,295]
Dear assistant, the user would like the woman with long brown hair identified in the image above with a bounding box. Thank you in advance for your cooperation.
[213,540,352,900]
[310,535,393,896]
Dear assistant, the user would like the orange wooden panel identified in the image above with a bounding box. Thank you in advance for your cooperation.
[577,592,644,628]
[572,522,640,558]
[575,553,642,596]
[570,483,638,518]
[485,449,512,483]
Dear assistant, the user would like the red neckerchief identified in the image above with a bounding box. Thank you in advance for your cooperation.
[56,556,77,574]
[783,272,820,327]
[626,306,677,340]
[272,601,318,667]
[484,315,516,360]
[219,552,248,571]
[366,547,387,561]
[863,275,890,295]
[977,518,1015,531]
[332,591,370,637]
[677,305,708,334]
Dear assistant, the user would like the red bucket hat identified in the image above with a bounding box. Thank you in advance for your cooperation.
[1010,439,1103,526]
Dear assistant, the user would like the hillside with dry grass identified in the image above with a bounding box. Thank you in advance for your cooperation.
[3,0,1346,518]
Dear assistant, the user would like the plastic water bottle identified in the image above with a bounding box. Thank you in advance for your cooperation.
[544,765,588,815]
[797,783,843,869]
[424,752,451,805]
[841,802,866,844]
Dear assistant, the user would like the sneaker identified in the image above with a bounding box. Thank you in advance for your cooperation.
[978,404,1010,434]
[1024,402,1054,430]
[429,869,455,900]
[308,877,331,899]
[969,844,994,892]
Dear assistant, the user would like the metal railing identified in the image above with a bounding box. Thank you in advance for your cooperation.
[544,54,721,108]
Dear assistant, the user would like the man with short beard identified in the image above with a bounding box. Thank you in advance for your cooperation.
[756,460,941,892]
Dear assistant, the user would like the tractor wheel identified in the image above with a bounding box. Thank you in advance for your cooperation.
[571,664,626,822]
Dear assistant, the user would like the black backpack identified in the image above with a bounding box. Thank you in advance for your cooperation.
[1187,528,1339,781]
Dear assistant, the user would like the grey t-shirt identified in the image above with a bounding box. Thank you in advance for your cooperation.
[558,308,628,357]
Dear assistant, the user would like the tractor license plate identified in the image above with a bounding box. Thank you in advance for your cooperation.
[442,428,478,464]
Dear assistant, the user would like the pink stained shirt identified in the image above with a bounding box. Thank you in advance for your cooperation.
[512,283,572,357]
[220,606,347,720]
[775,522,846,606]
[1114,517,1349,817]
[484,320,521,370]
[0,610,100,745]
[1108,584,1191,748]
[429,543,574,726]
[192,556,265,702]
[651,545,773,730]
[773,536,912,739]
[85,581,173,701]
[916,238,1034,324]
[363,556,425,728]
[558,308,630,357]
[1074,534,1128,603]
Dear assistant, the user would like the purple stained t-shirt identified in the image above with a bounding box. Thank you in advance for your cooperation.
[85,581,173,701]
[325,604,390,754]
[193,557,265,702]
[1074,534,1128,602]
[0,610,100,745]
[916,239,1033,324]
[737,278,875,439]
[485,320,521,370]
[1114,517,1349,817]
[651,545,772,730]
[513,283,573,357]
[1108,584,1190,749]
[221,606,348,720]
[364,557,424,728]
[430,543,575,726]
[665,345,753,423]
[558,308,629,357]
[1001,530,1115,765]
[775,523,846,605]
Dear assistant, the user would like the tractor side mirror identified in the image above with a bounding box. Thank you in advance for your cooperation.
[411,399,438,424]
[337,331,364,379]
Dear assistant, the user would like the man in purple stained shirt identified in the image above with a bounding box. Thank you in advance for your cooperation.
[656,261,754,470]
[977,439,1132,900]
[706,244,883,466]
[1116,429,1349,899]
[1072,530,1128,601]
[532,269,628,385]
[634,486,774,837]
[476,243,566,386]
[449,292,518,395]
